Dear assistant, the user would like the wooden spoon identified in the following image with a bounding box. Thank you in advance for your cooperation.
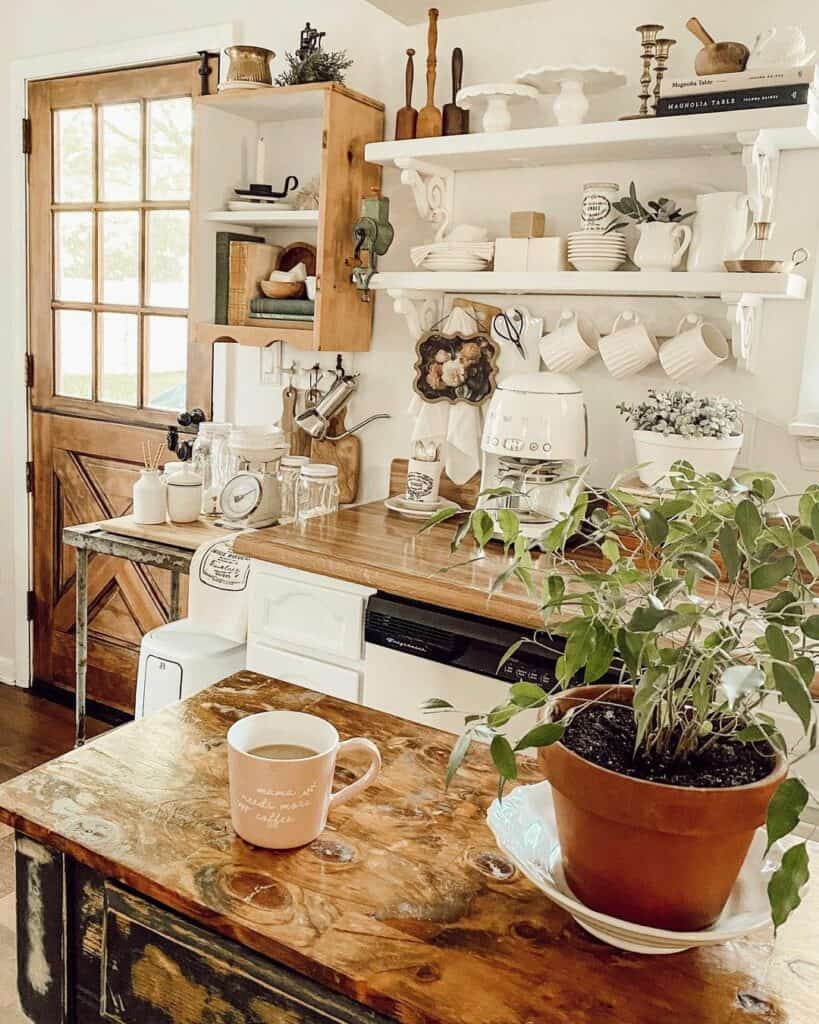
[395,49,418,140]
[417,8,442,138]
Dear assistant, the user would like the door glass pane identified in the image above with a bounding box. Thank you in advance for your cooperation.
[54,211,93,302]
[147,97,192,200]
[55,309,93,399]
[100,211,140,305]
[54,107,93,202]
[99,312,138,406]
[100,102,141,201]
[146,210,189,308]
[145,316,187,410]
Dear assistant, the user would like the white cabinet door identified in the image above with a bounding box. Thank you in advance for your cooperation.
[248,563,370,663]
[247,639,361,703]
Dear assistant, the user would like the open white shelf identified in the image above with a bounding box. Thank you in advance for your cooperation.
[366,105,819,171]
[368,270,808,300]
[204,210,319,228]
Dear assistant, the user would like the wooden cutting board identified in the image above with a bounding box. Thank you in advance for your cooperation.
[310,410,360,504]
[282,385,313,458]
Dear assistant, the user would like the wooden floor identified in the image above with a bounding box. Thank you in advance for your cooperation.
[0,684,109,784]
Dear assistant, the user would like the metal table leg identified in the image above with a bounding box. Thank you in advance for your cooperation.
[169,571,181,622]
[75,545,89,748]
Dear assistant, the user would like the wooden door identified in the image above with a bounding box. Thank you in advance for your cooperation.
[27,60,212,713]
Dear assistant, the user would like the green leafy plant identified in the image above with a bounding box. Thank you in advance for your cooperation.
[618,389,743,439]
[275,48,353,86]
[422,464,818,928]
[605,181,694,234]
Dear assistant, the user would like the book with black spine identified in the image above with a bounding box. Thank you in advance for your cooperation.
[656,83,809,117]
[661,64,816,98]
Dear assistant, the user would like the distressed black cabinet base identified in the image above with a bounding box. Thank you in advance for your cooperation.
[14,834,392,1024]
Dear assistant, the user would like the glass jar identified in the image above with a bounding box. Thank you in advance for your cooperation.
[192,422,232,515]
[297,464,339,522]
[580,181,620,233]
[278,455,310,524]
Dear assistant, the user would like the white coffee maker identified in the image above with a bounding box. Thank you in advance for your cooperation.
[480,372,588,537]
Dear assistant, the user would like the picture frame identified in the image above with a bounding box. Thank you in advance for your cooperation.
[412,330,500,405]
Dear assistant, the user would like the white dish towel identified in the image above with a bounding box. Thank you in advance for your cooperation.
[187,534,252,644]
[409,307,485,486]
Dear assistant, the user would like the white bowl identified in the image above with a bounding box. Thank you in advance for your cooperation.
[570,257,625,271]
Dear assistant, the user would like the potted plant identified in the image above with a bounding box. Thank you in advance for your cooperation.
[423,466,817,932]
[606,181,694,271]
[619,389,744,488]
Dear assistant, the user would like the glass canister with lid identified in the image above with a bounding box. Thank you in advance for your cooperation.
[192,422,233,515]
[297,464,339,522]
[279,455,311,524]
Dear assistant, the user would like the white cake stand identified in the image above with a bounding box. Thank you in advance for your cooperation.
[456,82,540,133]
[515,65,627,126]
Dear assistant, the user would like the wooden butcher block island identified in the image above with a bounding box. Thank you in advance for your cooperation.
[0,674,817,1024]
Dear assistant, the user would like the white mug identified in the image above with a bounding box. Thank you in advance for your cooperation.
[660,314,730,381]
[600,311,658,378]
[166,468,203,523]
[539,310,600,372]
[406,458,444,504]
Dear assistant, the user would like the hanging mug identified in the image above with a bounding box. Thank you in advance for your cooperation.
[539,310,600,372]
[659,314,730,381]
[600,311,658,378]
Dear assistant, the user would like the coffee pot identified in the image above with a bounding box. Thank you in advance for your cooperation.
[295,373,390,441]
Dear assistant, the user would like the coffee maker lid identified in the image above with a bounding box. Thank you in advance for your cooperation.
[496,372,582,395]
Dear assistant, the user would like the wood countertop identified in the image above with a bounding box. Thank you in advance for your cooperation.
[1,673,816,1024]
[234,501,545,630]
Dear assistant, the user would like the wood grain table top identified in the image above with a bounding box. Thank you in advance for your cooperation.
[92,514,234,551]
[0,674,816,1024]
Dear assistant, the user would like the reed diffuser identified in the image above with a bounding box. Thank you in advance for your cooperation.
[133,442,167,525]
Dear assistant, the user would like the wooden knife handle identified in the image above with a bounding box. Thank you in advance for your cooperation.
[686,17,715,46]
[451,47,463,102]
[405,48,415,106]
[426,8,439,106]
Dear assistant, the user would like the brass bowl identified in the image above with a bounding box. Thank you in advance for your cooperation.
[224,45,275,85]
[725,248,809,274]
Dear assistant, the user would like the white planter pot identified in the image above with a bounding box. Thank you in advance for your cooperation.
[633,430,743,488]
[633,221,692,272]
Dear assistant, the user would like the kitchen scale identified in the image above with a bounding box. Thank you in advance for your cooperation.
[215,427,287,530]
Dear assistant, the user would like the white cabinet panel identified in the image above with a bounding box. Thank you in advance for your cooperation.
[249,564,368,663]
[247,639,361,703]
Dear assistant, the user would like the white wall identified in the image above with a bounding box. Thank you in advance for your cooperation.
[3,0,819,680]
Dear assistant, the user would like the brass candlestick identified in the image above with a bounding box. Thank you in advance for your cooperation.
[652,38,677,113]
[621,23,664,120]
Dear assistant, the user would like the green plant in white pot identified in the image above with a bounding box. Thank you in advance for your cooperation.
[619,389,744,488]
[423,464,817,933]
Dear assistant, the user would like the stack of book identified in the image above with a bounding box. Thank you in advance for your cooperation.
[657,64,815,117]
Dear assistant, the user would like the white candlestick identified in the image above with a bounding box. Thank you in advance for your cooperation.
[255,136,265,184]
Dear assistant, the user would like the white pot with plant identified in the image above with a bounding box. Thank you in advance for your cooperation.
[618,389,744,488]
[606,182,694,271]
[423,467,818,938]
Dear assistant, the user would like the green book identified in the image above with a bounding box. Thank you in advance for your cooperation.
[215,232,262,324]
[249,298,315,315]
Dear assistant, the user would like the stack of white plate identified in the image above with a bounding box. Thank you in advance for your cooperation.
[410,241,494,272]
[568,230,626,272]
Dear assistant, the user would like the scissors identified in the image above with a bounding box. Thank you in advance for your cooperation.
[491,308,527,359]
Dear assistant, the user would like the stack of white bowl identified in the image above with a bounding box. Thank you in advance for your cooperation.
[567,230,627,272]
[410,241,494,272]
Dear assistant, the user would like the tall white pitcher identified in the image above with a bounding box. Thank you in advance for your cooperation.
[688,192,754,272]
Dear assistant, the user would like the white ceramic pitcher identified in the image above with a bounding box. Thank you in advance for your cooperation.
[688,192,754,272]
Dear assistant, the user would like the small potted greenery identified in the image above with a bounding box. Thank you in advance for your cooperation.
[605,181,694,271]
[619,388,744,487]
[424,465,817,932]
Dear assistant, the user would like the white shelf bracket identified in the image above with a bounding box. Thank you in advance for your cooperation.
[394,157,455,241]
[723,292,764,372]
[387,288,443,339]
[738,130,781,222]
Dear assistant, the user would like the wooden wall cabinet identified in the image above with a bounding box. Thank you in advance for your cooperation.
[192,83,385,353]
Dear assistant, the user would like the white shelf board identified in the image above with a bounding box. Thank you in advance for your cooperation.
[369,270,808,299]
[366,105,819,171]
[204,210,320,227]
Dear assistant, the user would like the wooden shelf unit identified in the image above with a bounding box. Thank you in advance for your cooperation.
[191,83,385,353]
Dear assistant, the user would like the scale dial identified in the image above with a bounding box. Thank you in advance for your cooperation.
[220,472,263,521]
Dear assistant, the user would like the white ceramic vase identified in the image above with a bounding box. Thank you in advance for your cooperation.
[633,430,743,488]
[633,222,692,272]
[132,470,166,525]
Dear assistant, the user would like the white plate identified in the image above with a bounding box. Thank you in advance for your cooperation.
[570,259,624,271]
[487,781,785,954]
[384,496,461,519]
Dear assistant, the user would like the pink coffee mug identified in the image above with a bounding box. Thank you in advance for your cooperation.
[227,710,381,849]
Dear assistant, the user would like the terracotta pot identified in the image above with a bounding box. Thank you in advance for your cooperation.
[537,684,786,931]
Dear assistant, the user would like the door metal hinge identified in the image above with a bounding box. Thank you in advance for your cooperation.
[322,129,328,149]
[21,118,31,155]
[25,461,33,494]
[26,591,35,622]
[24,353,33,388]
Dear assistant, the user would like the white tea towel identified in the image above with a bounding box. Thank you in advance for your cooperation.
[187,535,251,644]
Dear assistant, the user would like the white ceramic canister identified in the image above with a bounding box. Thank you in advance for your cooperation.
[580,182,620,233]
[166,468,203,523]
[132,469,166,525]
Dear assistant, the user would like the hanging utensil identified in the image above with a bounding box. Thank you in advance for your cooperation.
[417,8,443,138]
[442,47,469,136]
[395,48,419,140]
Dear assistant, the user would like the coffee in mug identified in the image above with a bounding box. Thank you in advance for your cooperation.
[227,710,381,849]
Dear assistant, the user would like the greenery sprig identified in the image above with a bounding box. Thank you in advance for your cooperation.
[275,49,353,86]
[605,181,694,234]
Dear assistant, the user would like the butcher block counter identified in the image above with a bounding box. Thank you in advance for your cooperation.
[1,673,817,1024]
[234,500,545,631]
